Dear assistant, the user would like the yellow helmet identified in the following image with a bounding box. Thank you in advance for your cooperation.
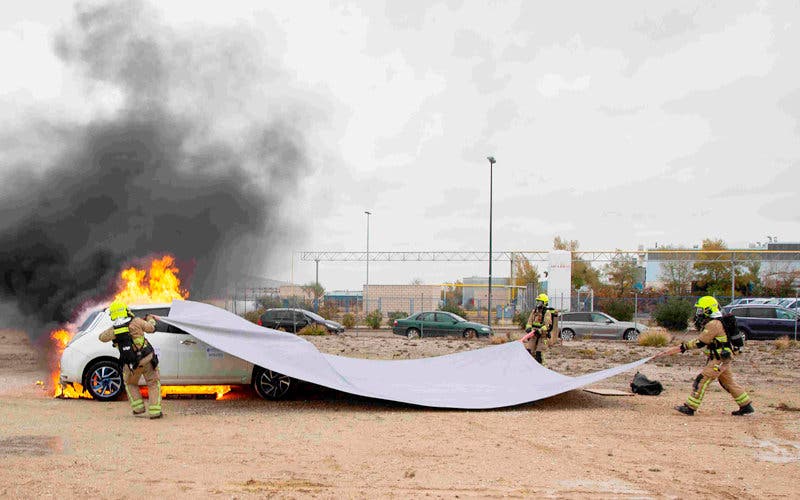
[694,296,719,316]
[535,293,549,305]
[108,301,130,321]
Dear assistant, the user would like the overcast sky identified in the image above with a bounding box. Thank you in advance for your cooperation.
[1,1,798,291]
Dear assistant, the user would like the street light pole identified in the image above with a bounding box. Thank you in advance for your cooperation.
[365,210,371,314]
[487,156,496,327]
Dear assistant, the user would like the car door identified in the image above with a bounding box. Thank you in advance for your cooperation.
[572,313,593,337]
[774,308,798,338]
[738,307,772,340]
[435,312,458,336]
[137,308,180,383]
[590,313,617,338]
[417,312,437,337]
[294,311,311,332]
[173,322,252,383]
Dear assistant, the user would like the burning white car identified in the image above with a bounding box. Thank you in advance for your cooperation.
[58,303,292,401]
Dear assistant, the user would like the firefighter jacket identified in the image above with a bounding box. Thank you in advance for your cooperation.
[526,307,553,336]
[681,316,733,360]
[99,316,157,366]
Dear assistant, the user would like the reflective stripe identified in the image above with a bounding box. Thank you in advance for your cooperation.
[735,392,750,404]
[114,326,130,335]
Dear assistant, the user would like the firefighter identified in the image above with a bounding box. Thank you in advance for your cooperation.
[520,293,553,365]
[655,296,754,416]
[98,301,163,419]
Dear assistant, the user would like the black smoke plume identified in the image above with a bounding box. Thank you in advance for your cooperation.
[0,1,311,333]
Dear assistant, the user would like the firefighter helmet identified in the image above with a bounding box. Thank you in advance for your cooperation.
[694,296,719,316]
[535,293,549,306]
[108,301,130,321]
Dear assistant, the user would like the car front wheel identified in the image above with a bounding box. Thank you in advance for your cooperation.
[406,328,420,339]
[623,329,640,341]
[252,367,292,400]
[560,328,575,341]
[84,359,124,401]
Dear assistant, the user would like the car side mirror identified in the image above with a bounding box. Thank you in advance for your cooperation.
[606,319,613,324]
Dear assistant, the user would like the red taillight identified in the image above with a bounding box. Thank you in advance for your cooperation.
[257,319,262,326]
[393,320,397,326]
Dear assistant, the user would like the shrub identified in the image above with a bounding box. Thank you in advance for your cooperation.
[318,301,339,320]
[242,308,265,325]
[387,311,408,323]
[341,313,356,329]
[774,336,800,350]
[298,324,327,336]
[602,300,634,321]
[439,303,467,319]
[514,310,532,330]
[365,309,382,329]
[653,299,693,331]
[637,330,672,347]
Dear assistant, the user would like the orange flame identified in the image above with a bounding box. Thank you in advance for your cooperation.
[114,255,189,304]
[52,255,231,400]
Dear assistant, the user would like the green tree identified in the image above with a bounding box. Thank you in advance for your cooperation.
[693,239,737,296]
[513,255,540,288]
[553,236,600,290]
[443,280,464,307]
[658,246,694,295]
[604,252,638,297]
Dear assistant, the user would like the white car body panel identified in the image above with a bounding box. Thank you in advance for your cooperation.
[59,304,254,387]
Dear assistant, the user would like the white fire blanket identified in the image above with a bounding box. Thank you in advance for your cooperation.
[163,300,652,409]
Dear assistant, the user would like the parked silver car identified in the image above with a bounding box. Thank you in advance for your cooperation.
[558,311,645,341]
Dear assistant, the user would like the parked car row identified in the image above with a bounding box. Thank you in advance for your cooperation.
[727,297,798,310]
[722,304,799,340]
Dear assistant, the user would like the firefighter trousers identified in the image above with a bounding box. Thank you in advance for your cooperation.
[685,358,750,411]
[525,336,548,366]
[123,360,162,417]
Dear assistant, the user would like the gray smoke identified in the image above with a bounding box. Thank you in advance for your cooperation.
[0,1,310,332]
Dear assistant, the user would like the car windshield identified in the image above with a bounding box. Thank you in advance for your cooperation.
[304,310,327,322]
[78,310,102,331]
[443,312,466,322]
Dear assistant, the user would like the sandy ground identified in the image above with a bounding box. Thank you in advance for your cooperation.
[1,326,799,499]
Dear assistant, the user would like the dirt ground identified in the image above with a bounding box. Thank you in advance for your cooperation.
[1,326,799,499]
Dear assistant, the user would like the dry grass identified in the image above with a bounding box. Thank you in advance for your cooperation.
[773,336,800,350]
[637,330,672,347]
[298,324,328,336]
[576,348,597,359]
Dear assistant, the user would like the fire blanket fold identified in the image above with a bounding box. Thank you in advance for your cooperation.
[162,300,652,409]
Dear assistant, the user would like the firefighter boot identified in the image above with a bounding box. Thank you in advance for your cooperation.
[675,404,695,416]
[732,403,754,416]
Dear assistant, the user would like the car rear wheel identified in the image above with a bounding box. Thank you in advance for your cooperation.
[462,328,477,339]
[560,328,575,341]
[252,367,292,400]
[406,328,420,339]
[623,329,639,341]
[84,360,124,401]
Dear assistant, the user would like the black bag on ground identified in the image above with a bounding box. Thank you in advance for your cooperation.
[630,372,663,396]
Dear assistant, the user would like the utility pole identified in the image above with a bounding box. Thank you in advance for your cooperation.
[486,156,496,327]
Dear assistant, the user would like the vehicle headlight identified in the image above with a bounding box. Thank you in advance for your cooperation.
[480,327,490,331]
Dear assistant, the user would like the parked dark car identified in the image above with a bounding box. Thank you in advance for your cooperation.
[557,311,646,341]
[258,308,345,334]
[391,311,493,339]
[726,305,799,340]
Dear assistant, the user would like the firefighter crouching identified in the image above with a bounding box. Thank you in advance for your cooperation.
[99,301,163,418]
[520,293,555,365]
[655,296,753,416]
